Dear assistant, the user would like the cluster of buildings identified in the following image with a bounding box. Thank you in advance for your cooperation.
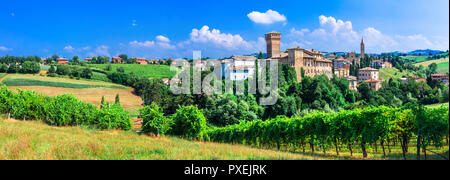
[214,31,379,91]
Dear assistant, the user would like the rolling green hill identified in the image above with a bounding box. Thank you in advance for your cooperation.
[88,64,178,79]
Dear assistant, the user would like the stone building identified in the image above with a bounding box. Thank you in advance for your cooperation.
[358,67,382,91]
[358,67,379,81]
[265,32,281,58]
[347,76,358,91]
[371,60,392,69]
[266,31,333,82]
[360,38,365,59]
[346,52,360,65]
[221,55,257,81]
[335,64,350,78]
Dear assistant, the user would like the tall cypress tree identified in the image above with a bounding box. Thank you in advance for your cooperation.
[115,94,120,105]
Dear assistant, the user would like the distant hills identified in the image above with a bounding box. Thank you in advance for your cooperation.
[385,49,447,56]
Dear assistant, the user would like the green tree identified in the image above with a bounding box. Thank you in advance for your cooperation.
[20,61,40,74]
[140,103,173,136]
[72,55,80,65]
[7,63,18,73]
[48,65,56,74]
[171,105,208,140]
[115,94,120,105]
[0,64,7,73]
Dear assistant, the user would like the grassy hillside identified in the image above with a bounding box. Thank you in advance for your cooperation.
[437,61,449,74]
[0,117,331,160]
[401,52,449,63]
[1,74,142,114]
[379,67,413,80]
[414,57,449,67]
[88,64,178,79]
[425,102,449,109]
[2,78,124,89]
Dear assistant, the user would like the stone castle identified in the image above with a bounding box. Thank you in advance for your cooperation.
[265,31,333,82]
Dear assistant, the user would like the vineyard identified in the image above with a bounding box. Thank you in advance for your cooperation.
[206,106,449,159]
[0,85,132,130]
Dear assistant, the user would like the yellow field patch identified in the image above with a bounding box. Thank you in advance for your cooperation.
[415,57,449,67]
[5,73,122,86]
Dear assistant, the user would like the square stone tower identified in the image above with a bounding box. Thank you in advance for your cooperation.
[265,31,281,58]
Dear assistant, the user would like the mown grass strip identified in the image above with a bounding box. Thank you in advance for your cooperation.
[2,78,125,89]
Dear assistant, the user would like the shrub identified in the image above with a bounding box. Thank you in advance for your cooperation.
[140,103,173,136]
[97,103,132,130]
[171,105,208,140]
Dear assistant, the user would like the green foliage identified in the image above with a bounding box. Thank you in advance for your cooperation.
[171,105,208,140]
[7,63,18,73]
[97,103,132,130]
[90,64,178,79]
[0,85,131,130]
[48,65,56,74]
[19,61,40,74]
[204,95,259,126]
[140,103,174,136]
[0,64,7,73]
[207,106,449,157]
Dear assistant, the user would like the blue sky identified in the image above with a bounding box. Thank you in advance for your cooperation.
[0,0,448,59]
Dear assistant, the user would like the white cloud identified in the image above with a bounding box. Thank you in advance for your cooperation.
[248,10,287,24]
[130,35,175,49]
[94,45,110,56]
[132,20,138,27]
[286,15,448,53]
[0,46,12,51]
[156,35,170,43]
[190,25,253,50]
[130,40,155,47]
[63,45,75,52]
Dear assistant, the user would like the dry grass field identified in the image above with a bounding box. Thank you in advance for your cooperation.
[1,116,447,160]
[414,57,449,67]
[0,117,334,160]
[1,74,143,114]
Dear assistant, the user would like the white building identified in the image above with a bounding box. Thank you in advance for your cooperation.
[222,55,257,80]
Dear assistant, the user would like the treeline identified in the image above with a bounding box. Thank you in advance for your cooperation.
[358,76,449,106]
[0,85,132,130]
[0,61,40,74]
[207,105,449,159]
[0,55,41,64]
[47,64,94,79]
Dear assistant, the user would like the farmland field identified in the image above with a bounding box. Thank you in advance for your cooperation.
[437,61,449,74]
[401,52,449,63]
[1,117,446,160]
[0,74,143,114]
[414,57,449,67]
[2,78,124,89]
[88,64,179,79]
[425,102,449,109]
[379,67,413,80]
